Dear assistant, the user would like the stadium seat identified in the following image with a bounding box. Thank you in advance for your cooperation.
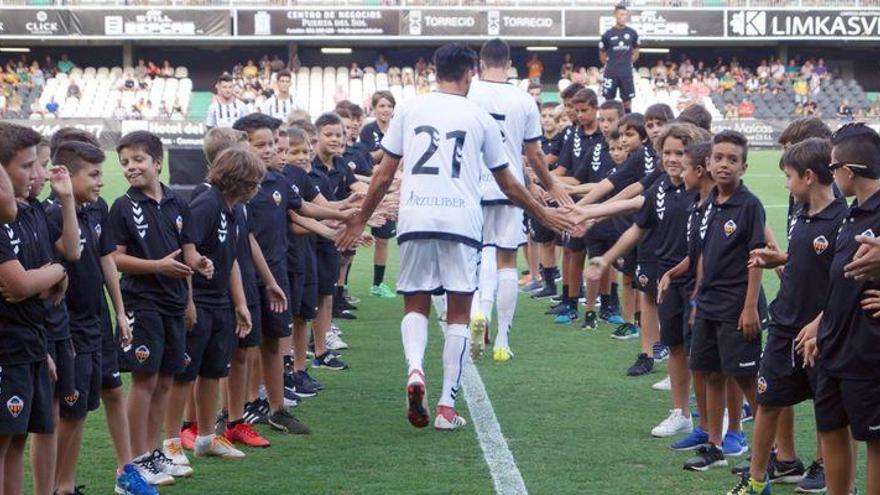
[174,66,188,79]
[558,78,571,93]
[390,85,403,103]
[349,78,363,109]
[376,73,389,91]
[363,73,376,101]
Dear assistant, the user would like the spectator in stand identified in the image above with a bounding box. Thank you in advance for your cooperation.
[42,55,54,75]
[270,54,286,73]
[837,98,853,121]
[67,80,81,99]
[804,100,820,117]
[171,105,185,120]
[161,60,174,78]
[756,59,770,79]
[30,62,44,93]
[724,101,738,119]
[720,70,736,93]
[528,82,542,105]
[800,58,814,78]
[651,59,668,83]
[56,53,74,74]
[375,54,389,74]
[128,104,143,120]
[526,54,544,83]
[738,97,755,118]
[815,58,828,78]
[771,58,785,82]
[112,101,126,120]
[6,93,21,117]
[146,61,161,79]
[45,97,59,117]
[134,59,147,80]
[785,58,800,79]
[416,74,429,95]
[705,72,720,93]
[242,59,259,79]
[793,77,809,104]
[560,53,574,80]
[350,62,364,80]
[415,57,427,76]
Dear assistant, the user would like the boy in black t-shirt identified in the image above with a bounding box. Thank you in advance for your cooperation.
[0,123,70,494]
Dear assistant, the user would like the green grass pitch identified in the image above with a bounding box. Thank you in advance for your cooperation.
[23,150,867,494]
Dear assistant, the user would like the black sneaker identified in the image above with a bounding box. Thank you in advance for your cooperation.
[214,409,229,436]
[770,457,805,484]
[243,400,268,425]
[530,285,557,300]
[626,353,654,376]
[292,370,319,398]
[796,461,826,493]
[581,310,599,331]
[549,295,563,305]
[312,352,349,371]
[332,308,357,320]
[338,296,358,311]
[268,409,310,435]
[298,370,325,391]
[283,385,301,408]
[684,444,728,471]
[545,301,570,315]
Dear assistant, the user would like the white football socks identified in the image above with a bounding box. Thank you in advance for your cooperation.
[477,248,497,320]
[401,312,428,375]
[494,268,518,350]
[439,324,469,408]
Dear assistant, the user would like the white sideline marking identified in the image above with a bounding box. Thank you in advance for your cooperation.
[461,361,528,495]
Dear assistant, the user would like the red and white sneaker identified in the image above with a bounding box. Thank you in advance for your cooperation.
[406,369,430,428]
[224,422,271,448]
[180,423,197,451]
[434,406,467,431]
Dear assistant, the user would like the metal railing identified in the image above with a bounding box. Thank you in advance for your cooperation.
[3,0,880,7]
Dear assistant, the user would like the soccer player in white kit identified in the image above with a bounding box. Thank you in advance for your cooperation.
[336,44,572,430]
[467,39,572,362]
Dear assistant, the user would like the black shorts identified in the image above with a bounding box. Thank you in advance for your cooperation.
[634,262,658,297]
[689,317,762,376]
[176,306,236,382]
[530,217,555,244]
[563,235,587,253]
[602,74,636,102]
[48,338,76,401]
[120,309,186,375]
[0,360,54,435]
[370,220,397,240]
[99,305,122,390]
[587,238,614,259]
[316,242,340,296]
[238,302,262,349]
[658,284,690,348]
[757,329,816,408]
[259,282,292,340]
[814,370,880,441]
[615,249,637,276]
[59,352,102,419]
[289,272,319,321]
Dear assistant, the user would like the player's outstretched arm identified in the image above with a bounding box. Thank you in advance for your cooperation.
[336,154,400,251]
[492,166,573,235]
[525,141,572,206]
[296,201,354,222]
[575,178,615,207]
[572,196,645,225]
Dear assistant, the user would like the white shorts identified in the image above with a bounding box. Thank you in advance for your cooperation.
[397,239,480,295]
[482,204,527,250]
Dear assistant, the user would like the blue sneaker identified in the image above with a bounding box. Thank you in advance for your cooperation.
[607,314,625,325]
[742,402,753,423]
[653,342,670,362]
[116,464,158,495]
[670,426,709,451]
[723,430,749,456]
[554,307,577,325]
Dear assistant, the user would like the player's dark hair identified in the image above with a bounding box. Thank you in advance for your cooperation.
[528,82,541,91]
[371,90,396,109]
[50,127,99,157]
[656,123,711,153]
[335,107,353,120]
[480,38,510,69]
[0,122,43,167]
[778,118,832,146]
[434,43,477,83]
[277,70,292,81]
[645,103,674,124]
[712,129,749,163]
[290,119,317,136]
[52,141,105,175]
[347,104,364,121]
[541,102,558,112]
[216,72,233,85]
[207,144,266,200]
[619,113,647,141]
[779,137,833,185]
[116,130,163,164]
[288,127,308,146]
[233,113,282,135]
[609,129,622,141]
[614,3,627,11]
[599,100,625,118]
[830,122,880,178]
[677,104,713,131]
[314,112,344,131]
[559,82,585,101]
[570,88,598,107]
[684,142,712,169]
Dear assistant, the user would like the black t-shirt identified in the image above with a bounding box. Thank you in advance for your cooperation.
[108,185,190,316]
[574,141,619,242]
[47,199,115,353]
[818,190,880,379]
[558,126,604,176]
[608,143,659,193]
[359,121,385,153]
[684,196,710,289]
[342,144,374,177]
[635,176,694,279]
[770,198,847,335]
[39,197,68,342]
[540,132,556,158]
[283,165,320,275]
[188,186,238,308]
[600,26,639,78]
[247,167,303,281]
[548,125,574,158]
[0,200,55,365]
[696,183,766,322]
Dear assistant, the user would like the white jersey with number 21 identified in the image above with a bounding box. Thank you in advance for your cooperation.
[380,91,509,247]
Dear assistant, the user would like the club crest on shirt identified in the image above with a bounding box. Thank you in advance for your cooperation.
[862,229,876,239]
[813,235,829,255]
[724,219,737,237]
[272,190,282,205]
[135,345,151,364]
[175,215,183,232]
[63,390,80,407]
[347,161,356,171]
[94,223,102,239]
[638,273,649,287]
[757,376,767,394]
[6,395,23,418]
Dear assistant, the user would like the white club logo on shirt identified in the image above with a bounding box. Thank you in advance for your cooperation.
[813,235,829,255]
[218,212,228,243]
[272,190,282,206]
[175,215,183,232]
[95,223,102,239]
[724,219,737,237]
[862,229,876,239]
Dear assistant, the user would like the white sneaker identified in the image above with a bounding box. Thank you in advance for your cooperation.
[194,435,246,459]
[133,453,175,486]
[326,331,349,351]
[651,409,694,438]
[434,407,467,431]
[331,323,343,336]
[652,375,671,391]
[151,449,193,478]
[162,438,191,466]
